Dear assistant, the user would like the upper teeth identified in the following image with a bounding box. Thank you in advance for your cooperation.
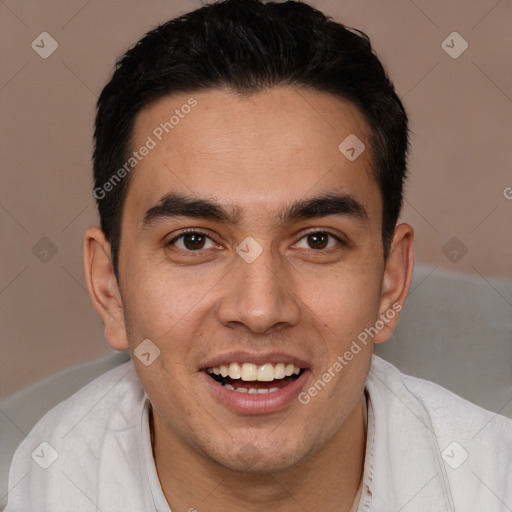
[207,362,301,381]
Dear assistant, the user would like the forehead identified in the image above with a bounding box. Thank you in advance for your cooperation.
[124,87,381,225]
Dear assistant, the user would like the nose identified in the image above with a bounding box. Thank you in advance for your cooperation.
[216,244,301,335]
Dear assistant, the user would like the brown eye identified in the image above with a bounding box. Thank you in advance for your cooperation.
[295,231,341,250]
[169,231,217,251]
[182,233,206,250]
[307,232,328,249]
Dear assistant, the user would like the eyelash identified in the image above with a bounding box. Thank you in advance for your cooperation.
[167,228,345,252]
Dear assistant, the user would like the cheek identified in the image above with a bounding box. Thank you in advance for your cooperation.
[121,263,211,344]
[297,264,382,342]
[310,267,380,405]
[120,264,215,402]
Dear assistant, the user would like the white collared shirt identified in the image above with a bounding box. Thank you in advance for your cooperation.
[4,355,512,511]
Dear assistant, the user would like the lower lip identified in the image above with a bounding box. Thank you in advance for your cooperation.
[200,370,310,415]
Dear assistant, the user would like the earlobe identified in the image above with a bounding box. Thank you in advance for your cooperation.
[83,226,129,350]
[374,223,414,344]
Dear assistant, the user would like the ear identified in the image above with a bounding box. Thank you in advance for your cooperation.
[374,223,414,344]
[83,226,128,350]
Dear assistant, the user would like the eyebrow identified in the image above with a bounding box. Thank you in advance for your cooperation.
[141,191,369,229]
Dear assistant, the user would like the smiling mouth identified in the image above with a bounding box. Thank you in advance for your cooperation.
[205,362,305,394]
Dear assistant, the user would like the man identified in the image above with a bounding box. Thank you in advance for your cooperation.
[5,0,511,510]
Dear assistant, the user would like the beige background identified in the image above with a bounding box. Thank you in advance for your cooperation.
[1,0,511,399]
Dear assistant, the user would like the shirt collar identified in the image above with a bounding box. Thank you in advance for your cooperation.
[139,392,172,511]
[362,355,455,511]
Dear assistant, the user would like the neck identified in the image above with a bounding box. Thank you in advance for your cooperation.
[151,396,366,512]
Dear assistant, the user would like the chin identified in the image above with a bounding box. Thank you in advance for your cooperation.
[207,437,313,474]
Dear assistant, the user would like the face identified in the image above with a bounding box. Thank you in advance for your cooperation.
[86,86,412,474]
